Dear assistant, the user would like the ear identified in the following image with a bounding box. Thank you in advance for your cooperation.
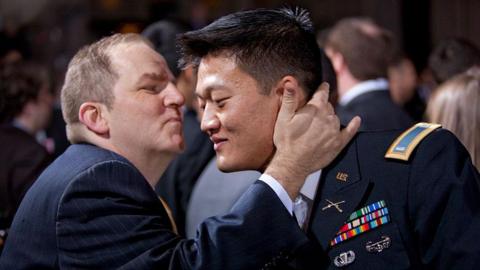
[78,102,109,135]
[325,47,344,74]
[273,75,307,107]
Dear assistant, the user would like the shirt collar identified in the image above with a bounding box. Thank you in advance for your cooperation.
[339,78,389,106]
[300,170,321,200]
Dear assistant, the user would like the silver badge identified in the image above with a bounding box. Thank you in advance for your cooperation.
[366,235,391,253]
[334,250,355,267]
[322,199,346,213]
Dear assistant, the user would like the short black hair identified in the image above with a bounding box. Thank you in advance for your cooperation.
[142,18,191,77]
[178,7,323,98]
[0,62,50,123]
[429,38,480,84]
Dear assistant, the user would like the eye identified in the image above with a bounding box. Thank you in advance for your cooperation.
[142,83,167,93]
[197,98,206,110]
[213,97,229,108]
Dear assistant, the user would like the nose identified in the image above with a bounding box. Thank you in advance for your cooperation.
[200,103,220,134]
[164,83,185,108]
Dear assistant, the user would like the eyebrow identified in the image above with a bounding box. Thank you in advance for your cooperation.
[135,58,176,84]
[135,71,174,86]
[195,84,230,99]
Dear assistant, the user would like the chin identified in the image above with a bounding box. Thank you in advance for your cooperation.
[161,141,184,155]
[216,156,260,173]
[169,133,184,153]
[172,142,185,153]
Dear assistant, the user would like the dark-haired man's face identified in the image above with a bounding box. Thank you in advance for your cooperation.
[196,54,281,172]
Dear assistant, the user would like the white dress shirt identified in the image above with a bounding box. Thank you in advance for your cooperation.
[259,170,321,228]
[339,78,389,106]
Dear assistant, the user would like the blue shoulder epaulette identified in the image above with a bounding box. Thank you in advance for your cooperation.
[385,122,442,161]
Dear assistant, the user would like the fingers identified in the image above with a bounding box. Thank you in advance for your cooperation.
[301,82,332,118]
[309,82,330,105]
[307,93,334,117]
[320,82,330,102]
[277,88,298,122]
[326,102,334,115]
[339,116,361,148]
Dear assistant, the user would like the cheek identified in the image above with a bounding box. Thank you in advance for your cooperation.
[237,104,276,146]
[166,121,183,136]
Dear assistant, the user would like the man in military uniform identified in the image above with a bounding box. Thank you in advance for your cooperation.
[179,7,480,269]
[301,122,480,269]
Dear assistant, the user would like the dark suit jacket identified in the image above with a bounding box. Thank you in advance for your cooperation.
[0,125,51,230]
[297,128,480,269]
[336,90,414,131]
[0,144,308,269]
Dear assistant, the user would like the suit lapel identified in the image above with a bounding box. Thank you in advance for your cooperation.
[308,138,370,250]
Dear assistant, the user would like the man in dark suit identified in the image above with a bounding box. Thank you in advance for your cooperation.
[324,18,413,131]
[0,62,53,253]
[0,33,358,269]
[179,7,480,269]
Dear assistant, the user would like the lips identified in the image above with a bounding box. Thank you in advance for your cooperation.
[165,110,183,124]
[210,135,227,151]
[167,117,182,123]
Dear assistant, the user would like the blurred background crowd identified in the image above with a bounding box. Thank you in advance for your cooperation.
[1,0,479,251]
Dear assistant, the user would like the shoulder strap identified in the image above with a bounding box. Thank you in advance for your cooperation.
[385,122,442,161]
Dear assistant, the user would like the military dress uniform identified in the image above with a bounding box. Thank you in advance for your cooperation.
[287,123,480,269]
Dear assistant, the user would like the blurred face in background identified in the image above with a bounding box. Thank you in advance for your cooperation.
[24,84,54,133]
[388,57,418,105]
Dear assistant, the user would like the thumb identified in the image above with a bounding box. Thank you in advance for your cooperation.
[278,88,298,122]
[338,116,361,148]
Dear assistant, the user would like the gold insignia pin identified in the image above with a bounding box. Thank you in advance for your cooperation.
[336,172,348,182]
[322,199,345,213]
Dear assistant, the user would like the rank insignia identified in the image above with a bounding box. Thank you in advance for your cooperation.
[385,122,441,161]
[330,200,390,247]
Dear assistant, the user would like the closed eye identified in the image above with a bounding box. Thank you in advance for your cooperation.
[142,83,167,93]
[214,97,229,108]
[196,96,206,110]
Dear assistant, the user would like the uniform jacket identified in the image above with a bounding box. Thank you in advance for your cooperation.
[336,90,414,131]
[297,128,480,269]
[0,144,308,269]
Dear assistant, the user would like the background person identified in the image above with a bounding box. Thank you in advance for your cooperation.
[0,61,53,253]
[428,37,480,85]
[388,53,426,121]
[426,67,480,169]
[325,17,413,131]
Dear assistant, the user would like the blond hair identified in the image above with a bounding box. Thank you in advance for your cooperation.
[60,33,150,142]
[427,67,480,168]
